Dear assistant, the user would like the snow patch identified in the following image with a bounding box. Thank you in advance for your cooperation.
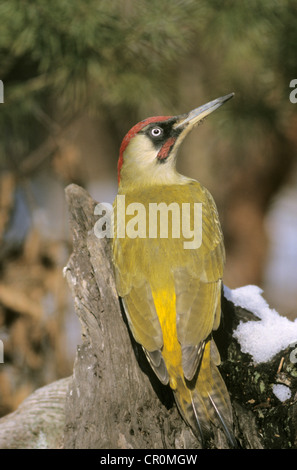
[224,285,297,364]
[272,384,292,402]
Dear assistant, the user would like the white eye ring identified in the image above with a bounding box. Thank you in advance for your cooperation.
[151,127,163,137]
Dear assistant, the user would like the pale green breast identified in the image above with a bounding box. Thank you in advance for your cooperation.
[112,180,225,379]
[112,181,224,294]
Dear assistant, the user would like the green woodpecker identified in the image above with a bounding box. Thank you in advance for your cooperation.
[112,93,236,447]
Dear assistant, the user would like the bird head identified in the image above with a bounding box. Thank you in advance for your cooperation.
[117,93,234,189]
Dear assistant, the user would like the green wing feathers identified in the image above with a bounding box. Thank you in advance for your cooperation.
[174,340,236,447]
[112,181,235,446]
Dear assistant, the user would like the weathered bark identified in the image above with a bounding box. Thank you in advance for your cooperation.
[0,184,296,449]
[0,377,70,449]
[62,184,297,450]
[62,184,191,450]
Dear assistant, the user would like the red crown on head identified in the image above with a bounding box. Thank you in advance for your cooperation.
[117,115,172,184]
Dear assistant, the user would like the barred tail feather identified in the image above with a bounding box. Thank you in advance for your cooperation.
[205,362,237,448]
[173,388,211,447]
[173,358,237,447]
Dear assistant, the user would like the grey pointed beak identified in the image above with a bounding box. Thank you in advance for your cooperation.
[175,93,234,129]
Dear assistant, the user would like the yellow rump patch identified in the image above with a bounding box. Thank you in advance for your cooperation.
[151,288,183,389]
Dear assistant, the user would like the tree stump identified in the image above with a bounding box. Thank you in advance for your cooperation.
[0,183,296,449]
[62,184,297,449]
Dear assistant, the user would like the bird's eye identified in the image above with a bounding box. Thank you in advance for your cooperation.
[150,127,163,137]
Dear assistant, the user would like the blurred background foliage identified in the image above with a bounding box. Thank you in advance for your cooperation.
[0,0,297,416]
